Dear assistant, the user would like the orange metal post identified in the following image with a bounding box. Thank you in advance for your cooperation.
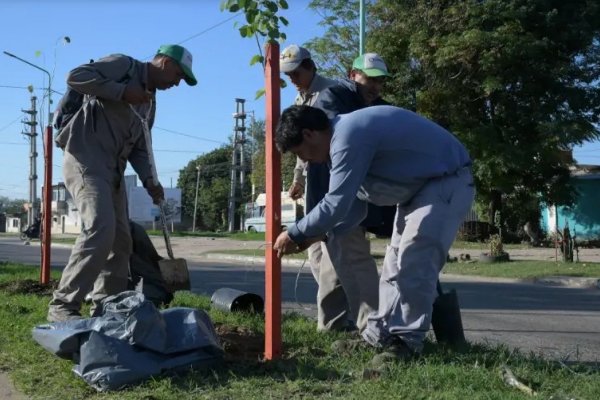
[264,42,282,360]
[40,125,52,284]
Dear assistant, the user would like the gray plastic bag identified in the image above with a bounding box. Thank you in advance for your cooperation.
[33,291,223,391]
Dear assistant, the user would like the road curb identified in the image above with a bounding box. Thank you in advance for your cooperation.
[534,276,600,289]
[203,253,600,289]
[200,253,308,268]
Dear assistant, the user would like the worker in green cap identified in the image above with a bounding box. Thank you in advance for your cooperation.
[49,44,197,322]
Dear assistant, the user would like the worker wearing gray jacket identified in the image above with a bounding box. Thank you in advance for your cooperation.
[48,44,197,322]
[280,44,349,332]
[273,105,474,368]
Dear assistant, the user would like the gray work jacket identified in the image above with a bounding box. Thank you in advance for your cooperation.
[56,54,155,187]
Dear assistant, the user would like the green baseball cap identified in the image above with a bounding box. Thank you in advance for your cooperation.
[352,53,390,77]
[156,44,197,86]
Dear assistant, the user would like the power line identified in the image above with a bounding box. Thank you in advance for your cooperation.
[0,116,24,134]
[0,85,64,95]
[153,126,227,144]
[0,141,27,145]
[177,12,243,45]
[142,12,243,60]
[154,149,205,154]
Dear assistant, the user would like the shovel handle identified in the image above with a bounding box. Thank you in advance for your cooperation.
[159,201,175,259]
[133,102,174,260]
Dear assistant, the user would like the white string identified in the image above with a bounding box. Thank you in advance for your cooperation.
[246,242,313,312]
[293,256,313,311]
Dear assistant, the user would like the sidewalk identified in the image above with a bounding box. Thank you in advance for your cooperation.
[0,373,25,400]
[143,235,600,262]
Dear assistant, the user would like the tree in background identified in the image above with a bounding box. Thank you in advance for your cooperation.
[250,117,297,196]
[0,196,27,216]
[305,0,600,236]
[304,0,361,79]
[178,146,234,231]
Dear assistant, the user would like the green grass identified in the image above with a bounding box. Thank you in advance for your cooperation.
[366,238,533,251]
[0,262,598,399]
[210,248,309,260]
[444,260,600,279]
[207,250,600,280]
[451,240,533,250]
[209,248,387,262]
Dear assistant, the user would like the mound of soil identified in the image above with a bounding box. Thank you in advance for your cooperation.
[214,323,265,362]
[0,279,58,296]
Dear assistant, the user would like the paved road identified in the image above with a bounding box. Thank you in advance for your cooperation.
[1,236,599,363]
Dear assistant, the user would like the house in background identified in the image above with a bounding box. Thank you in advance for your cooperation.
[48,175,182,234]
[541,165,600,239]
[5,215,21,233]
[48,182,81,234]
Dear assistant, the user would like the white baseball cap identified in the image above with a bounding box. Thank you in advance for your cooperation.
[280,44,312,73]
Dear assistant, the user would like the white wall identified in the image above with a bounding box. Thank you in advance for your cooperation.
[5,217,21,233]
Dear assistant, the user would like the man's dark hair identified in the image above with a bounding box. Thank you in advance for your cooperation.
[299,58,316,72]
[275,105,330,153]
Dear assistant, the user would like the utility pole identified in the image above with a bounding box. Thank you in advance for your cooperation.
[228,98,246,232]
[359,0,366,55]
[247,110,257,201]
[5,37,70,286]
[21,95,38,227]
[192,164,201,232]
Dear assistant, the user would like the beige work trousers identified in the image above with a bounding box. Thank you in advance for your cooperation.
[308,226,379,332]
[48,154,131,319]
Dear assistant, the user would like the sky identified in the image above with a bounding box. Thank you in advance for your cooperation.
[0,0,598,201]
[0,0,326,200]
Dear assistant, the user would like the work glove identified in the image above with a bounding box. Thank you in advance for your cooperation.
[144,179,164,205]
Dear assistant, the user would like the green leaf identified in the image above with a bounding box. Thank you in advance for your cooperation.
[279,16,289,26]
[279,0,288,9]
[265,1,278,13]
[246,9,258,23]
[228,4,240,12]
[250,54,264,66]
[255,88,266,99]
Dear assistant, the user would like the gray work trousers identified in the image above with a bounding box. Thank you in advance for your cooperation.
[308,226,379,332]
[49,154,131,317]
[362,167,474,352]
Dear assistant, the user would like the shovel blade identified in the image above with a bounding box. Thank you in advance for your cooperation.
[158,258,191,293]
[431,289,467,348]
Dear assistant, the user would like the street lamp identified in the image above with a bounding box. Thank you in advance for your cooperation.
[192,165,201,232]
[4,50,54,285]
[4,51,53,123]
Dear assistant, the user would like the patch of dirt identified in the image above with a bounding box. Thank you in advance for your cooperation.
[0,279,58,296]
[214,323,265,362]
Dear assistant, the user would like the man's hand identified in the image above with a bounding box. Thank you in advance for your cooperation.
[288,182,304,200]
[145,180,164,205]
[274,231,300,258]
[122,86,153,105]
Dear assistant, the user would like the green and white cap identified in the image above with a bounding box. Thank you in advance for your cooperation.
[352,53,390,77]
[156,44,197,86]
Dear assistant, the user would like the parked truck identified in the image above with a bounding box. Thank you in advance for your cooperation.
[244,192,304,232]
